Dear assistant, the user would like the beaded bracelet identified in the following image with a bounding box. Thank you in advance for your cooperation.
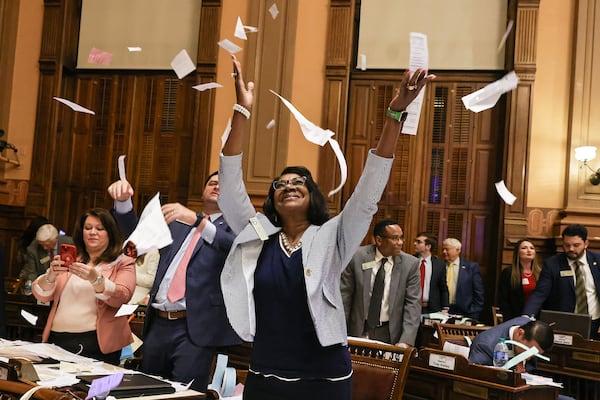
[233,104,251,119]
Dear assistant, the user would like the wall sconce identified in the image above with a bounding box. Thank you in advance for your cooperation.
[575,146,600,185]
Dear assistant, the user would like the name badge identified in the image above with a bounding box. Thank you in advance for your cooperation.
[362,260,378,270]
[522,278,529,285]
[560,270,575,277]
[40,256,50,264]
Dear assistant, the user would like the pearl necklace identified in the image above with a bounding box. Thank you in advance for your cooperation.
[280,231,302,254]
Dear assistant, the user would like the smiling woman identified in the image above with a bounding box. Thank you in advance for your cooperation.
[217,55,434,400]
[31,208,136,365]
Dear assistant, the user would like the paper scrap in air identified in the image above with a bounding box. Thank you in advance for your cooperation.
[358,54,367,71]
[127,46,142,52]
[270,90,347,197]
[234,17,247,40]
[53,97,95,115]
[170,49,196,79]
[115,304,138,317]
[495,180,517,205]
[266,119,275,129]
[221,118,232,150]
[269,3,279,19]
[88,48,112,65]
[497,20,514,51]
[192,82,223,92]
[21,309,38,325]
[402,32,429,135]
[462,71,518,113]
[123,193,173,256]
[86,372,123,400]
[118,155,127,182]
[218,39,242,54]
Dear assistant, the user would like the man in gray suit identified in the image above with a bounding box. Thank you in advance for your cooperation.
[341,220,421,346]
[19,224,73,282]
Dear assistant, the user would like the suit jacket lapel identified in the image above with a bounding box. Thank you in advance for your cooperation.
[587,253,600,298]
[362,246,377,313]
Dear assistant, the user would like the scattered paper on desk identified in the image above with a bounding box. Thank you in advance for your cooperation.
[88,48,113,65]
[192,82,223,92]
[497,20,514,52]
[462,71,519,113]
[115,304,138,317]
[495,180,517,205]
[218,39,242,54]
[127,46,142,52]
[170,49,196,79]
[269,3,279,19]
[234,17,248,40]
[53,97,95,115]
[402,32,429,135]
[270,90,347,196]
[266,119,275,129]
[521,373,563,387]
[123,193,173,256]
[358,54,367,71]
[117,155,127,182]
[21,309,38,326]
[86,372,124,400]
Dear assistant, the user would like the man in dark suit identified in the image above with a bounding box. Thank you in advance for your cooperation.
[414,232,449,314]
[442,238,484,319]
[108,172,241,391]
[468,316,553,372]
[523,224,600,340]
[341,220,421,346]
[19,224,74,282]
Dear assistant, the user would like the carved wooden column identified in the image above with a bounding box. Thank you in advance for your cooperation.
[318,0,356,214]
[27,0,80,219]
[502,0,540,241]
[562,0,600,236]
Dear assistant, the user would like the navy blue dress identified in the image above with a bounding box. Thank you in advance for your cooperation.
[244,234,352,400]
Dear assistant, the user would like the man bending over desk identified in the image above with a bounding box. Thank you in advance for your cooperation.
[468,316,553,373]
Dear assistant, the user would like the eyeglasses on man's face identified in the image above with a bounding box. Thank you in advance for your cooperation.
[272,176,308,191]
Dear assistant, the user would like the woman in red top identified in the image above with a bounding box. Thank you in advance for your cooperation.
[498,239,542,321]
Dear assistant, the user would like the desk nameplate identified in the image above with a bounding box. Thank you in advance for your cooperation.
[428,353,456,371]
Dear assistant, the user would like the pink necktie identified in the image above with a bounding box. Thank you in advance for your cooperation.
[420,259,426,300]
[167,225,203,302]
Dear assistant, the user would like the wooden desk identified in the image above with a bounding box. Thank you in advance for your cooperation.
[536,332,600,399]
[404,348,559,400]
[5,293,49,341]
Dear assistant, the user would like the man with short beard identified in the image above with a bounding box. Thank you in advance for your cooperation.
[523,224,600,340]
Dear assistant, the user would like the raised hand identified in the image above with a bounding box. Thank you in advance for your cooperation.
[389,69,436,111]
[108,180,134,201]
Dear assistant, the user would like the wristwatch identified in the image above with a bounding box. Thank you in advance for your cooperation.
[386,107,408,122]
[91,275,104,286]
[193,212,205,227]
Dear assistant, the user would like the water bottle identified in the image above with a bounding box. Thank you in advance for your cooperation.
[23,280,32,295]
[493,337,509,367]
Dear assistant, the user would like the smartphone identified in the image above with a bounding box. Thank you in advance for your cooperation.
[59,244,77,268]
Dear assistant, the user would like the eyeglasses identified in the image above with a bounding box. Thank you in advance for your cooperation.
[272,176,307,191]
[381,235,404,242]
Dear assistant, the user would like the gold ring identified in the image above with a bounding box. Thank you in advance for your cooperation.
[407,84,417,91]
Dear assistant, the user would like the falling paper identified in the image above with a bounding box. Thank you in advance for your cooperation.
[124,193,173,256]
[358,54,367,71]
[234,17,248,40]
[115,304,138,317]
[244,25,258,33]
[218,39,243,54]
[118,155,127,181]
[402,32,429,135]
[127,46,142,52]
[269,3,279,19]
[266,119,275,129]
[86,372,124,400]
[21,309,38,325]
[53,97,95,115]
[497,20,514,52]
[495,180,517,205]
[87,48,113,65]
[270,90,347,196]
[192,82,223,92]
[221,118,232,150]
[170,49,196,79]
[462,71,519,113]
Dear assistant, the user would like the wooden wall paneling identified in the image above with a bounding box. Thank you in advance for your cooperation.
[0,0,18,133]
[240,0,296,205]
[319,0,356,214]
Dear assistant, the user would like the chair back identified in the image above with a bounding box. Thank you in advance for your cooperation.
[347,338,415,400]
[491,306,504,326]
[435,322,489,347]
